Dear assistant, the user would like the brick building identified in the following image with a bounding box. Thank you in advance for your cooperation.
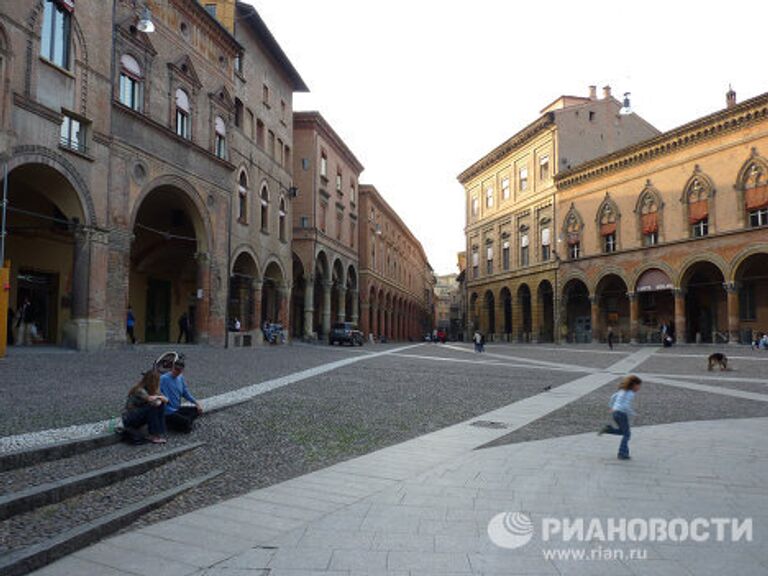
[1,0,306,349]
[290,111,364,340]
[458,86,658,342]
[358,185,434,341]
[557,89,768,344]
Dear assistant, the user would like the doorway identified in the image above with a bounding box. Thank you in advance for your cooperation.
[145,278,171,342]
[17,269,59,344]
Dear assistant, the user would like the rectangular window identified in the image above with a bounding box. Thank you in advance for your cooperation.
[319,204,327,233]
[235,53,243,76]
[471,196,479,217]
[350,180,356,203]
[643,231,658,247]
[256,119,265,148]
[350,221,356,247]
[541,244,551,261]
[41,0,71,69]
[336,170,343,193]
[268,130,275,158]
[320,153,328,178]
[691,218,709,237]
[520,245,529,267]
[749,208,768,227]
[60,114,85,153]
[519,167,528,191]
[740,283,757,321]
[246,109,254,139]
[486,246,493,275]
[215,134,226,159]
[280,99,286,122]
[539,155,550,181]
[603,233,617,253]
[485,187,494,208]
[541,227,551,261]
[277,138,284,165]
[471,251,479,279]
[502,241,510,271]
[119,74,142,111]
[501,178,510,200]
[569,242,581,259]
[175,109,189,139]
[262,83,270,106]
[299,216,309,228]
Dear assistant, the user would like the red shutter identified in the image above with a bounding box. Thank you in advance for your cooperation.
[688,200,708,224]
[641,212,658,234]
[600,222,616,236]
[58,0,75,13]
[567,232,580,245]
[745,185,768,210]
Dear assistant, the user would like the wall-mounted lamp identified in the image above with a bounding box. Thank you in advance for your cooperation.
[137,5,155,33]
[287,186,299,199]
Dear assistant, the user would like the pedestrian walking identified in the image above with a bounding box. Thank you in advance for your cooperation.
[598,375,642,460]
[607,325,614,350]
[473,330,482,352]
[178,312,190,343]
[126,305,136,344]
[17,296,32,346]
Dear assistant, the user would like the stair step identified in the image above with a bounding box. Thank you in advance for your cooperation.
[0,433,121,473]
[0,469,222,576]
[0,442,204,520]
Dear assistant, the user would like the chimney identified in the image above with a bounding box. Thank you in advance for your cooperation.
[602,85,612,100]
[726,85,737,109]
[589,85,597,100]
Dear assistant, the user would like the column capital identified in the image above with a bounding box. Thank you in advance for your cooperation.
[626,291,637,301]
[251,279,263,291]
[194,251,210,263]
[74,225,110,245]
[723,281,739,293]
[674,288,687,297]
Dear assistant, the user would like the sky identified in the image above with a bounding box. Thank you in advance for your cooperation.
[244,0,767,275]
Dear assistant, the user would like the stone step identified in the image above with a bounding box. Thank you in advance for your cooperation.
[0,442,204,520]
[0,470,222,576]
[0,433,120,473]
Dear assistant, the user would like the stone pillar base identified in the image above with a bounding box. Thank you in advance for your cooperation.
[63,319,106,351]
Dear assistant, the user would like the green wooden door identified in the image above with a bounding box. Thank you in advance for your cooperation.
[145,279,171,342]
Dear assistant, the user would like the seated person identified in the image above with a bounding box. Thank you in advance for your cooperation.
[122,370,167,444]
[160,358,203,433]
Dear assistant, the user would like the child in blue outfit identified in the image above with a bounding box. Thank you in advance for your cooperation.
[598,375,642,460]
[160,358,204,433]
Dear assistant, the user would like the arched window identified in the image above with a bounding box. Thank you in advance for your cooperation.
[742,160,768,228]
[564,207,582,260]
[685,174,710,237]
[279,197,286,241]
[214,116,226,159]
[40,0,71,69]
[260,186,269,232]
[638,191,659,246]
[175,88,190,139]
[238,172,248,224]
[598,199,618,253]
[119,54,143,111]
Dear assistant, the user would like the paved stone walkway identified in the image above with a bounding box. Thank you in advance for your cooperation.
[26,346,768,575]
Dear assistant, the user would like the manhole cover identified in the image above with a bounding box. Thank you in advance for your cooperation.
[470,420,508,429]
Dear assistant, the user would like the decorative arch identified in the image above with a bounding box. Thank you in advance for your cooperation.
[729,243,768,283]
[230,243,261,279]
[678,252,728,289]
[262,255,287,285]
[2,146,96,225]
[131,173,212,252]
[630,261,676,293]
[594,267,631,296]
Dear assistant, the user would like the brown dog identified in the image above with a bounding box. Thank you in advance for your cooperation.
[708,353,728,371]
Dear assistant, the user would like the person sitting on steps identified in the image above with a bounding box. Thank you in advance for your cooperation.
[160,357,203,433]
[122,369,167,444]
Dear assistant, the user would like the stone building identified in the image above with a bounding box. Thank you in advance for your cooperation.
[290,111,364,340]
[0,0,306,349]
[458,86,659,342]
[557,89,768,344]
[358,184,434,341]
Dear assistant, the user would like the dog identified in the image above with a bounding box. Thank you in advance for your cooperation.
[708,352,728,371]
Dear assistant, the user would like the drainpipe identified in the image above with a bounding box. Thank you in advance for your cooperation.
[225,180,233,348]
[1,161,7,263]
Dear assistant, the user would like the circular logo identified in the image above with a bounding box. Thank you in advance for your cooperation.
[487,512,534,549]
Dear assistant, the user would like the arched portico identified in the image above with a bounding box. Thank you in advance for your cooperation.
[562,278,591,343]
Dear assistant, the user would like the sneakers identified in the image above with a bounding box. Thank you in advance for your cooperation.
[617,454,631,460]
[598,425,610,436]
[149,436,167,444]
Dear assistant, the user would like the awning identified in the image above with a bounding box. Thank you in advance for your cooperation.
[688,199,708,223]
[745,185,768,210]
[636,268,673,293]
[641,211,658,234]
[600,222,616,236]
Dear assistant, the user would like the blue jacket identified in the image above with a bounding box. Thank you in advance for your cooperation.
[160,372,198,414]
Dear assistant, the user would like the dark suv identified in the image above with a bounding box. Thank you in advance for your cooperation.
[329,322,364,346]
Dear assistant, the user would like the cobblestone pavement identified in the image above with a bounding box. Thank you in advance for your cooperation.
[26,338,768,576]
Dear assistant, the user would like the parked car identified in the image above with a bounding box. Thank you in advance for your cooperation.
[329,322,364,346]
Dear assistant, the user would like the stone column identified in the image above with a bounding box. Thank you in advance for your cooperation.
[351,289,359,325]
[590,295,600,344]
[71,227,90,320]
[195,252,210,344]
[530,293,540,344]
[628,292,639,345]
[65,227,108,350]
[321,281,332,337]
[724,282,741,344]
[337,285,347,322]
[252,280,263,333]
[303,275,315,339]
[279,285,291,337]
[360,300,369,334]
[674,289,686,344]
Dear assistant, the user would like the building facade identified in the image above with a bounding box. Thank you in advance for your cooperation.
[557,89,768,345]
[1,0,306,349]
[358,184,434,341]
[290,111,364,340]
[458,86,659,343]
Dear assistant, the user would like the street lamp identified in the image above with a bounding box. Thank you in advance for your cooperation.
[136,5,155,33]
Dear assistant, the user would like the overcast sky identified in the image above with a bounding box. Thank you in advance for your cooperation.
[245,0,766,275]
